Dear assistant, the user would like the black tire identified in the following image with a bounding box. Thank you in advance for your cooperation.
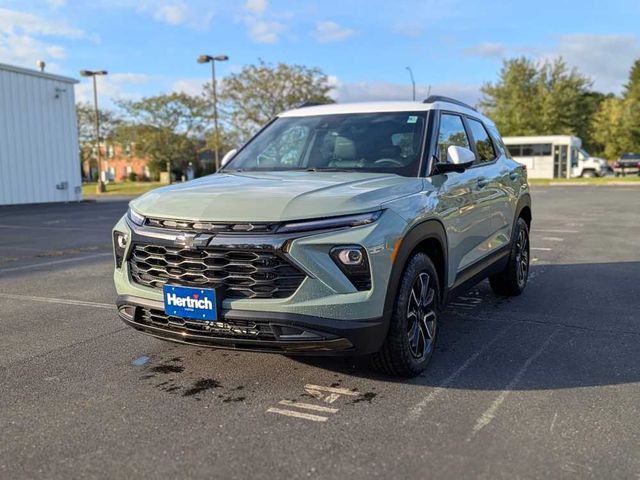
[372,253,440,377]
[489,217,530,296]
[581,170,596,178]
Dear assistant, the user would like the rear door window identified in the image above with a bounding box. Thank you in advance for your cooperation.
[467,118,496,164]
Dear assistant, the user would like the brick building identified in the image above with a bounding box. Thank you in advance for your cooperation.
[83,143,152,182]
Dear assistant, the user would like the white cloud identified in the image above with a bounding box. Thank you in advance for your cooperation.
[544,34,640,94]
[313,21,354,43]
[75,73,153,104]
[0,7,95,70]
[46,0,67,9]
[244,0,267,15]
[244,17,284,44]
[332,78,481,107]
[0,8,87,39]
[172,78,208,96]
[154,4,189,25]
[464,42,506,59]
[112,1,213,29]
[465,34,640,94]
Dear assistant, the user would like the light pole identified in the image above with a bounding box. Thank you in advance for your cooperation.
[197,54,229,171]
[80,69,108,193]
[406,66,416,101]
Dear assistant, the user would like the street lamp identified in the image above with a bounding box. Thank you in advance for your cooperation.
[197,54,229,171]
[80,69,108,193]
[406,66,416,101]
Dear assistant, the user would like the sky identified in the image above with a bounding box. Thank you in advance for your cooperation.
[1,0,640,107]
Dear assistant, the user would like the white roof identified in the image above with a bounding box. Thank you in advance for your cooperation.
[503,135,581,146]
[0,62,78,84]
[280,100,493,125]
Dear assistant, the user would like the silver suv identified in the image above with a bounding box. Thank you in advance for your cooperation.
[113,95,531,377]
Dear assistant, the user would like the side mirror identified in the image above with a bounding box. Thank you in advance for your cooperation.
[434,146,475,174]
[220,149,238,168]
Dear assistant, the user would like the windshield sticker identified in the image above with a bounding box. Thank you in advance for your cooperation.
[407,116,418,124]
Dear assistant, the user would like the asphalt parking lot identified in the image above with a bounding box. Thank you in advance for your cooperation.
[1,186,639,479]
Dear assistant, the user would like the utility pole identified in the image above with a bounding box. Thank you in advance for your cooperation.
[80,70,108,193]
[197,54,229,171]
[406,66,416,101]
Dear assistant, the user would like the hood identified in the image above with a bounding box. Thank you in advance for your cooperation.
[131,171,422,222]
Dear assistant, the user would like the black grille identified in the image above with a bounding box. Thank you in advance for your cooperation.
[135,307,277,340]
[129,244,305,299]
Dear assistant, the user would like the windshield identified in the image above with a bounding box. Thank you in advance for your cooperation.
[224,112,427,177]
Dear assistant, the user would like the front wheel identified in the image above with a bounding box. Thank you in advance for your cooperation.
[489,217,530,296]
[372,253,440,377]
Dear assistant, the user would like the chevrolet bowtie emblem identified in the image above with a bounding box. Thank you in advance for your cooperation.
[174,233,211,249]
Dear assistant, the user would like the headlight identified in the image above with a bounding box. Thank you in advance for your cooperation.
[113,231,128,268]
[277,210,382,234]
[330,245,371,291]
[127,207,145,226]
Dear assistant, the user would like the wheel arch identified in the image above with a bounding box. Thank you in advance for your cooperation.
[515,193,532,230]
[383,219,448,323]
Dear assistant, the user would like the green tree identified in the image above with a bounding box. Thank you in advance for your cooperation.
[115,93,209,179]
[480,57,596,147]
[622,59,640,149]
[219,60,334,141]
[76,102,120,173]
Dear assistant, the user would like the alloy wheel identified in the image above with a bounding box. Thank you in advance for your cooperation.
[515,228,529,287]
[406,272,436,359]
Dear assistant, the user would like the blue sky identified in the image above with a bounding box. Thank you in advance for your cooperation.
[1,0,640,107]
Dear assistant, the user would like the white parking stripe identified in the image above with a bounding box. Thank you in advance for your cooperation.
[534,229,578,234]
[531,247,552,251]
[0,252,112,273]
[0,293,113,309]
[278,400,339,413]
[407,325,511,421]
[304,384,359,396]
[266,408,328,422]
[468,328,559,440]
[541,237,564,242]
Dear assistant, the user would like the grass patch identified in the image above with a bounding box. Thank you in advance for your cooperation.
[529,176,640,186]
[83,181,166,197]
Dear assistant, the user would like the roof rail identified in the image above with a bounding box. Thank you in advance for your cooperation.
[423,95,477,112]
[296,101,323,108]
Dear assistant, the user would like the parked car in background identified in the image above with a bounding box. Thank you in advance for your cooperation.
[614,153,640,176]
[113,96,531,377]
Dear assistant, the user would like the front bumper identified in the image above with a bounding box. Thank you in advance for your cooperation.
[117,295,386,355]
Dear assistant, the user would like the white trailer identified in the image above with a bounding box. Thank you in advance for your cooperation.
[0,63,81,205]
[502,135,605,179]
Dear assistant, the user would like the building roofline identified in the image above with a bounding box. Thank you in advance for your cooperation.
[0,62,79,84]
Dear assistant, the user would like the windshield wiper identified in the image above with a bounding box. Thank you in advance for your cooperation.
[306,168,357,172]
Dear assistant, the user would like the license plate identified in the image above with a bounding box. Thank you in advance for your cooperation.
[163,285,217,321]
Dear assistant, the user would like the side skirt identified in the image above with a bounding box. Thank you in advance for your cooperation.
[443,245,510,304]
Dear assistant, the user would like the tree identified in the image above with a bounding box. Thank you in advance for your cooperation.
[219,60,334,141]
[76,102,120,173]
[480,57,596,147]
[590,58,640,158]
[115,93,209,179]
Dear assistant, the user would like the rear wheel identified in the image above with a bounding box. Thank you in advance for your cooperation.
[372,253,440,377]
[489,217,529,296]
[581,169,596,178]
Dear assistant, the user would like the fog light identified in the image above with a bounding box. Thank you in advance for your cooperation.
[337,248,363,265]
[330,246,371,291]
[113,231,128,268]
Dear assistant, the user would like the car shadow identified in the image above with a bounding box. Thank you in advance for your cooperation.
[292,261,640,391]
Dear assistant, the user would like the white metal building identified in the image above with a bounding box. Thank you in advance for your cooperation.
[0,63,81,205]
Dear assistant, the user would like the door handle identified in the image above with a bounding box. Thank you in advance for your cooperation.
[476,177,489,189]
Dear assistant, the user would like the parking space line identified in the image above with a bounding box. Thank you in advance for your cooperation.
[531,247,552,251]
[407,325,512,421]
[540,237,564,242]
[0,293,113,309]
[534,229,578,234]
[467,328,559,440]
[278,400,339,413]
[0,252,112,273]
[304,384,359,396]
[266,408,328,422]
